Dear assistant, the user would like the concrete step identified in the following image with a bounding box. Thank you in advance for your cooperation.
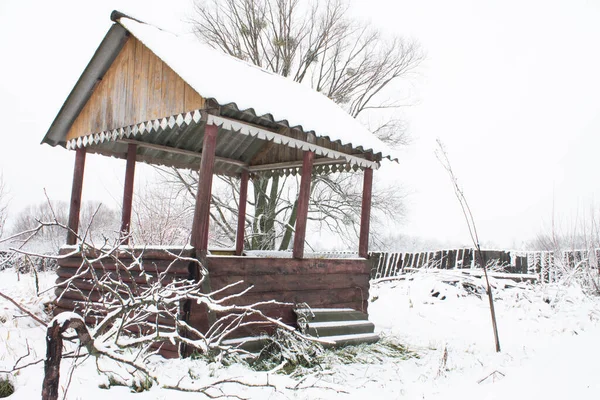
[307,320,375,337]
[295,307,369,323]
[294,307,380,347]
[319,332,380,348]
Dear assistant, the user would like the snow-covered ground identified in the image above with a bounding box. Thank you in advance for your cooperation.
[1,269,600,399]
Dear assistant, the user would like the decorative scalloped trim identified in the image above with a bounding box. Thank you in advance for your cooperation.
[66,109,379,170]
[207,114,378,170]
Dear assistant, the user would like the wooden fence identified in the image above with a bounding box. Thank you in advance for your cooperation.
[369,248,600,281]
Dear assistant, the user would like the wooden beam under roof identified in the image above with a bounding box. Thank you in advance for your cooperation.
[118,138,247,168]
[248,157,350,172]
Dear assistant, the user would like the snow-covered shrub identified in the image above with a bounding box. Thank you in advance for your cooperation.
[0,252,57,273]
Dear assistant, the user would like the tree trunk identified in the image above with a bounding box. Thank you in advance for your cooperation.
[42,320,64,400]
[252,177,268,249]
[252,176,279,250]
[264,175,279,248]
[279,199,298,250]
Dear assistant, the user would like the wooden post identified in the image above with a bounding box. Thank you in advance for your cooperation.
[120,144,137,244]
[293,150,314,259]
[358,167,373,258]
[191,123,218,254]
[42,320,63,400]
[235,169,249,256]
[66,148,86,245]
[43,317,94,400]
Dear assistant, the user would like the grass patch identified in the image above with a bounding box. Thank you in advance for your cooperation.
[0,377,15,398]
[322,337,419,365]
[186,330,418,378]
[242,330,418,377]
[250,330,324,374]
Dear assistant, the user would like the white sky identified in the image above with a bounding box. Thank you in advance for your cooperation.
[1,0,599,249]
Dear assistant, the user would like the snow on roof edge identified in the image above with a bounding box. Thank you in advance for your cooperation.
[114,14,400,163]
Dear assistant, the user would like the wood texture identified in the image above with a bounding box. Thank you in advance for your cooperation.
[58,245,194,258]
[210,273,369,295]
[120,143,137,242]
[205,256,370,276]
[293,150,314,259]
[66,148,86,245]
[191,124,218,252]
[66,36,205,141]
[55,251,372,352]
[359,167,373,258]
[56,259,190,276]
[235,170,249,256]
[55,249,190,359]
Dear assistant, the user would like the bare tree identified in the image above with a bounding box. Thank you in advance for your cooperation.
[192,0,422,127]
[132,179,195,246]
[160,0,422,251]
[435,139,501,353]
[10,201,120,252]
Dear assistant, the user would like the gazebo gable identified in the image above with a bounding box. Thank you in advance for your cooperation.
[65,35,206,144]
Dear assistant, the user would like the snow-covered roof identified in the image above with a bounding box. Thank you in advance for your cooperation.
[42,11,400,174]
[115,16,399,163]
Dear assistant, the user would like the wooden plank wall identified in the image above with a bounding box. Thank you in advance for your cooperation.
[370,248,600,283]
[54,248,193,358]
[66,36,205,141]
[188,256,371,338]
[54,251,371,356]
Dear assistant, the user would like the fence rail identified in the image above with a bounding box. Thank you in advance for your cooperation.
[369,248,600,282]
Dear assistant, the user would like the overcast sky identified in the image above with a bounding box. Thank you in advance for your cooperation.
[1,0,599,249]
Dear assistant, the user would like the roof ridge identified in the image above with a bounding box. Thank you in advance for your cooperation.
[110,10,174,35]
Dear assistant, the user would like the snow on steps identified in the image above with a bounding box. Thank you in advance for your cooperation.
[306,319,375,337]
[295,307,380,347]
[221,308,379,352]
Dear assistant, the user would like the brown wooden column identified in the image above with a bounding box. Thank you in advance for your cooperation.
[66,148,86,245]
[235,169,249,256]
[293,150,315,259]
[120,144,137,243]
[358,167,373,258]
[191,123,218,254]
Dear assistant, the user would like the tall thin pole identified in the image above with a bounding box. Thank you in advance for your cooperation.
[66,148,86,245]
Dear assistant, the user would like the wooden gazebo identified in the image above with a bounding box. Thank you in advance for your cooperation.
[43,11,399,355]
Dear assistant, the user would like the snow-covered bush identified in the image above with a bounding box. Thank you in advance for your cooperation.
[0,252,57,273]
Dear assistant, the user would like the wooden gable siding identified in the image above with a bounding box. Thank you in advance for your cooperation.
[66,36,205,141]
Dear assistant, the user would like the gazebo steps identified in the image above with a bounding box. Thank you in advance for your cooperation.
[297,307,370,323]
[220,308,379,353]
[320,332,380,347]
[294,307,380,347]
[221,331,380,353]
[306,319,375,337]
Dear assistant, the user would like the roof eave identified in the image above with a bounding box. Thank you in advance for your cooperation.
[41,23,130,147]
